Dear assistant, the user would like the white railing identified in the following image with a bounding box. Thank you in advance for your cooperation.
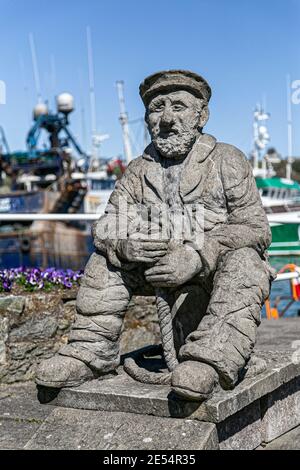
[0,213,101,221]
[275,272,299,282]
[1,212,300,284]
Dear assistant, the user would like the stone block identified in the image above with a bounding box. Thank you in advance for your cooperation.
[9,317,58,341]
[261,376,300,443]
[41,372,201,419]
[0,317,8,364]
[0,296,25,317]
[263,425,300,450]
[25,408,219,450]
[217,401,262,450]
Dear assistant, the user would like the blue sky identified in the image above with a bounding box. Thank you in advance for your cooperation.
[0,0,300,160]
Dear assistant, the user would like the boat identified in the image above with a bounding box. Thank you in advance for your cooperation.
[254,176,300,255]
[251,106,300,256]
[265,263,300,318]
[0,94,96,269]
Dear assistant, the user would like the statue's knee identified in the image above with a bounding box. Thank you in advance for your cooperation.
[225,247,258,263]
[218,248,270,302]
[221,247,266,275]
[76,285,130,316]
[76,286,96,315]
[81,252,110,290]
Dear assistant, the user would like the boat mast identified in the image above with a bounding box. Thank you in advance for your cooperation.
[50,54,57,97]
[0,126,10,154]
[87,26,97,159]
[116,80,133,164]
[86,26,109,169]
[252,104,270,177]
[19,55,31,126]
[78,69,87,152]
[286,74,293,180]
[252,107,259,172]
[29,33,42,104]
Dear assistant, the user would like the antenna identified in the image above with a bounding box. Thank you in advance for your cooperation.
[286,74,293,180]
[29,33,42,103]
[116,80,133,164]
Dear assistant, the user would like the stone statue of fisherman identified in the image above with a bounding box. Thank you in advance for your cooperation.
[36,70,273,401]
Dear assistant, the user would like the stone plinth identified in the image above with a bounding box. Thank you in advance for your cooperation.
[25,408,219,450]
[39,348,300,450]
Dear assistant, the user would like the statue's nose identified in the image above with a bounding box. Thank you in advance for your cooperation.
[160,108,175,127]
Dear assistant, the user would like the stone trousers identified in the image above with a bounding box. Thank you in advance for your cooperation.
[59,247,271,389]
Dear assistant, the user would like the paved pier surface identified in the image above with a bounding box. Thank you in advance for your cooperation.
[0,319,299,450]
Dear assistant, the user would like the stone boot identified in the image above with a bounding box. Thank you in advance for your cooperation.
[35,355,96,388]
[171,361,219,401]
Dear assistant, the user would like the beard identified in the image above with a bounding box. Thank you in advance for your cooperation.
[152,129,198,159]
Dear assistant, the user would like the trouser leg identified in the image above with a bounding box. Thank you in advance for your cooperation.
[60,252,132,373]
[179,247,271,389]
[171,284,211,354]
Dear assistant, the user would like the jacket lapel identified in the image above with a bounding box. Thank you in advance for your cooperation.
[180,133,217,201]
[142,144,164,201]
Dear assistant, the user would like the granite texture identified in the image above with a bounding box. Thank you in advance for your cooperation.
[0,293,76,383]
[217,401,262,450]
[0,292,160,383]
[0,382,53,449]
[25,408,219,450]
[263,425,300,450]
[261,376,300,442]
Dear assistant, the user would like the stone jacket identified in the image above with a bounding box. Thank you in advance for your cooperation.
[93,133,272,277]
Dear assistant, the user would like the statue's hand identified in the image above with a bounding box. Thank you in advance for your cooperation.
[144,244,202,287]
[117,236,169,264]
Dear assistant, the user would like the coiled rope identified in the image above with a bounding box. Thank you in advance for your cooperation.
[124,288,178,384]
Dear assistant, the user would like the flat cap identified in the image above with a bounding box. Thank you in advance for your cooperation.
[139,69,212,106]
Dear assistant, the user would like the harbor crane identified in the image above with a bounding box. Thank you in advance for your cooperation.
[0,93,88,179]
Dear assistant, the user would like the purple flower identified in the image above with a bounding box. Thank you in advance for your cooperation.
[0,266,82,292]
[2,280,11,291]
[63,281,73,289]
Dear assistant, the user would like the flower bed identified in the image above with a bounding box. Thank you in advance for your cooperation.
[0,267,83,294]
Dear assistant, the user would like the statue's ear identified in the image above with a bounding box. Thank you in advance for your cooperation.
[145,110,149,125]
[199,105,209,128]
[145,111,152,134]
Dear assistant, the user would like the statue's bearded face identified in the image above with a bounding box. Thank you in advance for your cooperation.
[146,90,207,159]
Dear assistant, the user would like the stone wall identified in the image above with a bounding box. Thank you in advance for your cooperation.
[0,290,159,383]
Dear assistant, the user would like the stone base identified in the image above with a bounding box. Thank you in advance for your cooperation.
[39,349,300,450]
[25,408,219,450]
